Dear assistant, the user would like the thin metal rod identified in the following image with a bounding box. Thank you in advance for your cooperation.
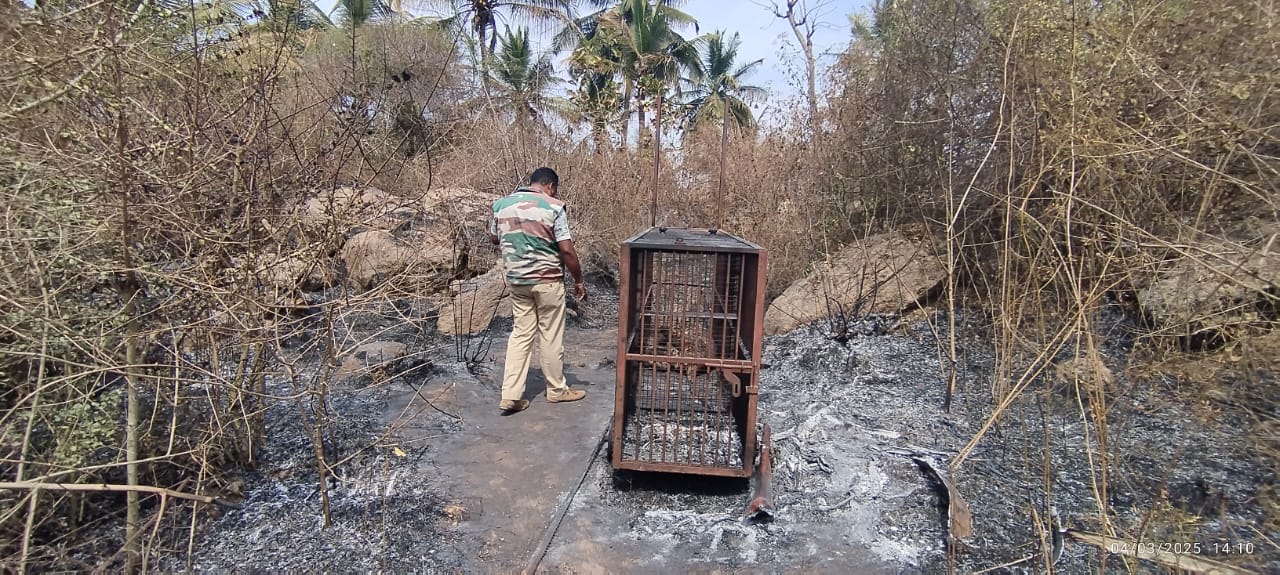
[676,252,688,463]
[651,92,663,227]
[522,422,611,575]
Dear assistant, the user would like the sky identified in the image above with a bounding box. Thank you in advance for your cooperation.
[313,0,874,111]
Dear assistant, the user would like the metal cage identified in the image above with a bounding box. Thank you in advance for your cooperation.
[611,227,767,477]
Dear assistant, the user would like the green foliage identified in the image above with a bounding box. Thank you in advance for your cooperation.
[429,0,575,60]
[332,0,394,27]
[48,389,123,470]
[680,31,765,134]
[487,26,563,124]
[602,0,698,95]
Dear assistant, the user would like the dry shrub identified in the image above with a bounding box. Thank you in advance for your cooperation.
[2,0,1276,570]
[823,0,1277,387]
[821,0,1277,563]
[422,93,832,297]
[0,3,469,569]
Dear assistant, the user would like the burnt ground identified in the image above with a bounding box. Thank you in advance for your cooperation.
[162,287,1278,574]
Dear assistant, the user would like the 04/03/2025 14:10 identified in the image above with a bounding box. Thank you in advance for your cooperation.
[1212,541,1256,554]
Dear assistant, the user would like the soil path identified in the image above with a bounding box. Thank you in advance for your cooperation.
[389,328,619,573]
[392,324,903,574]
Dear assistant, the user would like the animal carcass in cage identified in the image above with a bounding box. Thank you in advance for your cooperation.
[611,227,766,477]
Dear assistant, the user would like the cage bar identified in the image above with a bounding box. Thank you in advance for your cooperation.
[612,227,767,477]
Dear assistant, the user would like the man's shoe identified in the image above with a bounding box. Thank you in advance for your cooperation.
[499,399,530,415]
[547,389,586,403]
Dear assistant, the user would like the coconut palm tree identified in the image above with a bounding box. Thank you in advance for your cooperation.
[682,32,764,134]
[329,0,395,27]
[161,0,333,32]
[600,0,698,149]
[562,67,619,152]
[598,0,699,224]
[424,0,577,63]
[559,0,694,147]
[681,31,765,223]
[488,26,563,126]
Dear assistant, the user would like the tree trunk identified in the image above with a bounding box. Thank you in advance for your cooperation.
[636,97,647,150]
[110,14,142,567]
[620,77,633,150]
[592,120,608,154]
[478,26,493,98]
[717,108,729,229]
[777,1,819,138]
[18,318,50,574]
[803,41,817,137]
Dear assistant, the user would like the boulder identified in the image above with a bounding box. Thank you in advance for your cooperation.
[1236,331,1280,370]
[261,255,339,293]
[1137,241,1278,346]
[301,186,414,231]
[437,264,512,336]
[339,231,418,291]
[421,186,497,215]
[420,187,501,276]
[398,227,478,279]
[334,340,419,382]
[764,232,945,335]
[303,186,500,290]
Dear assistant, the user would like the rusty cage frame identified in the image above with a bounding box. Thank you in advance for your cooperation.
[611,227,767,477]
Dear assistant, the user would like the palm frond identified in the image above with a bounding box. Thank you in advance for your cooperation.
[680,29,765,135]
[731,58,764,80]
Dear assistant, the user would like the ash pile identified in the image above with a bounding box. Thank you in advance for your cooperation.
[158,298,469,573]
[570,309,1276,573]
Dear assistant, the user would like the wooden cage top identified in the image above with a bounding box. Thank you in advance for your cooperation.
[623,227,763,253]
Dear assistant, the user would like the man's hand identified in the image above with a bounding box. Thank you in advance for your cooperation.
[574,282,587,302]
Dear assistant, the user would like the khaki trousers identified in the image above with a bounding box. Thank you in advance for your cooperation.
[501,281,570,401]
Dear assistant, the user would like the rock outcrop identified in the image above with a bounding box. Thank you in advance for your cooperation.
[261,254,340,293]
[334,340,427,384]
[436,264,511,336]
[764,232,945,335]
[296,186,499,292]
[340,231,420,291]
[1137,239,1278,347]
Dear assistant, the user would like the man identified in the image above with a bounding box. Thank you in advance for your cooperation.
[489,167,587,414]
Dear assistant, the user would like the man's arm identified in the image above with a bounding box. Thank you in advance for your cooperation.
[551,206,585,300]
[557,240,584,284]
[557,239,586,301]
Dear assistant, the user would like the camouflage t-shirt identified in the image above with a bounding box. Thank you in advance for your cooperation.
[489,188,572,286]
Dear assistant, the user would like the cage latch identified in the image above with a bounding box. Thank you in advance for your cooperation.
[720,370,742,397]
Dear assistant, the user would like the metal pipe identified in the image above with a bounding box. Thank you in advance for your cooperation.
[745,424,774,520]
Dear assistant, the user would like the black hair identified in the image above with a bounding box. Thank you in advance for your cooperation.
[529,166,559,188]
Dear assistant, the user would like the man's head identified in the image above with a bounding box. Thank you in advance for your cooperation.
[527,167,559,197]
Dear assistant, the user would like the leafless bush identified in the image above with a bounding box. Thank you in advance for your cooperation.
[0,2,471,571]
[822,0,1277,569]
